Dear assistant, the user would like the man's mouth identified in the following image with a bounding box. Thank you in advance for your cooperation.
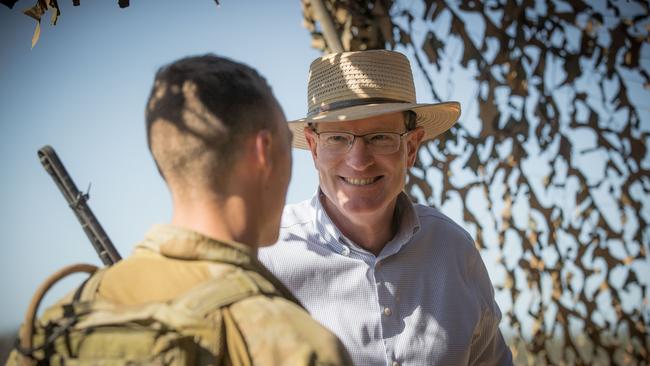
[341,176,382,186]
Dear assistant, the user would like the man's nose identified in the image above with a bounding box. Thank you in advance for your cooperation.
[345,137,374,170]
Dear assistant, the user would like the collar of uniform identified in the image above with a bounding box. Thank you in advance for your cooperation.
[136,224,257,267]
[310,190,421,257]
[134,224,304,306]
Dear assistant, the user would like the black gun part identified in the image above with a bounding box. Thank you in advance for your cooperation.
[38,145,121,266]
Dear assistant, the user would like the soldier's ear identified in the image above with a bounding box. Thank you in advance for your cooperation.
[254,129,273,173]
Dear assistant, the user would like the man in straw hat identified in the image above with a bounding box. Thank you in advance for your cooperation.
[260,50,512,365]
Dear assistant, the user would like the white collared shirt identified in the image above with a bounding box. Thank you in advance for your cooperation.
[259,192,512,366]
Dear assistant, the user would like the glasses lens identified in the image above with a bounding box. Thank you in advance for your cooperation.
[365,133,400,154]
[316,131,403,154]
[319,132,353,152]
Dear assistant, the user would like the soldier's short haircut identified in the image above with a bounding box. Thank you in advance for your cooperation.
[145,54,278,193]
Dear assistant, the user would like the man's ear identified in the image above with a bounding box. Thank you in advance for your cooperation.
[254,129,273,174]
[304,126,318,160]
[406,126,425,167]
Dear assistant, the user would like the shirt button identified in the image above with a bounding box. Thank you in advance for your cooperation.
[383,307,392,316]
[340,246,350,256]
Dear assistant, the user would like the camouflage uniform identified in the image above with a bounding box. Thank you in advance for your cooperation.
[7,224,352,365]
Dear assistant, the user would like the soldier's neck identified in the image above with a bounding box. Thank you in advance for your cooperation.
[171,193,260,249]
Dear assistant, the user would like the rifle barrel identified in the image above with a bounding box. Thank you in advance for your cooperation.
[37,145,121,266]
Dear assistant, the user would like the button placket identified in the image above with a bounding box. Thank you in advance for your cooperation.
[340,245,350,256]
[376,261,395,321]
[383,307,392,316]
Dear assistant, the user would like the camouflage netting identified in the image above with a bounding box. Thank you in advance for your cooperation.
[302,0,649,364]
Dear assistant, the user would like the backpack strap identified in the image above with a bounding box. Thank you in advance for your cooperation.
[169,268,281,317]
[73,266,109,302]
[75,267,282,330]
[222,306,252,366]
[181,268,282,366]
[17,263,98,365]
[18,266,282,366]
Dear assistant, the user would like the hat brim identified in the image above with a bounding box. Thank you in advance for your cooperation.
[288,101,461,149]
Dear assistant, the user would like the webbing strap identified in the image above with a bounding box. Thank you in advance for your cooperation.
[73,268,281,330]
[18,263,98,366]
[171,268,278,317]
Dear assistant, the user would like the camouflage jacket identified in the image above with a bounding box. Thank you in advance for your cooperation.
[7,224,352,365]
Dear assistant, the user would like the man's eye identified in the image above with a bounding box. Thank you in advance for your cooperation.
[324,134,349,144]
[368,134,393,142]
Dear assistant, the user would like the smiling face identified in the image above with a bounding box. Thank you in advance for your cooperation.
[305,112,424,227]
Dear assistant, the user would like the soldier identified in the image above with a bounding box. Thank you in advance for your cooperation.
[260,50,513,365]
[8,54,352,365]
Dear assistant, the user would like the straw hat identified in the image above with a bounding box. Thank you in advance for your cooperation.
[289,49,461,149]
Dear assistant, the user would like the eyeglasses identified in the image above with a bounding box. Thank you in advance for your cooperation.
[311,130,411,154]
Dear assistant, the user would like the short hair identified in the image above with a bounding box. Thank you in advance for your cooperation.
[145,54,278,194]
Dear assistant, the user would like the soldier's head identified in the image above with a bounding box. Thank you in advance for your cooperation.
[145,54,292,244]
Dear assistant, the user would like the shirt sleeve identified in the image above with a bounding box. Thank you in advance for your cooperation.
[467,248,513,366]
[228,295,353,366]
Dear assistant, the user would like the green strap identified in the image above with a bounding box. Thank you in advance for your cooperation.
[171,268,278,317]
[75,267,108,302]
[73,268,281,329]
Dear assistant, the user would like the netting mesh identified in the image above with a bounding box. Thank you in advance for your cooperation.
[302,0,650,364]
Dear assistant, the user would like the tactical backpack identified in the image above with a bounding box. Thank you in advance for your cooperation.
[11,262,282,365]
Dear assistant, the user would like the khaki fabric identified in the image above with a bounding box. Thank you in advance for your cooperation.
[7,225,352,366]
[98,225,282,305]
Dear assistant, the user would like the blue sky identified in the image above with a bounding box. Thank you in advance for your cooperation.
[0,0,324,330]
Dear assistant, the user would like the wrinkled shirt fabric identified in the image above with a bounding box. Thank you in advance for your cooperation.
[259,192,513,366]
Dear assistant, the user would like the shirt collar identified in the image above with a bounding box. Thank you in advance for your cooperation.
[310,191,347,255]
[380,192,421,259]
[310,190,421,258]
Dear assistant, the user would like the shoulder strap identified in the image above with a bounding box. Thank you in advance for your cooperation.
[16,263,99,364]
[172,268,281,317]
[75,267,283,330]
[73,266,109,302]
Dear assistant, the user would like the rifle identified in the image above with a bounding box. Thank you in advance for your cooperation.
[37,145,122,266]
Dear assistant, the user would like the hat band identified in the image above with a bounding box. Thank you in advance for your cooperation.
[308,97,410,116]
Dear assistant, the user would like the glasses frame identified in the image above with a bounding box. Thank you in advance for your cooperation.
[310,129,412,155]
